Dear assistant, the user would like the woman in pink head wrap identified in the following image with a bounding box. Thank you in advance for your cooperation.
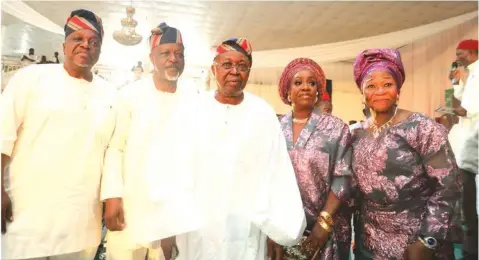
[273,58,353,260]
[350,49,462,260]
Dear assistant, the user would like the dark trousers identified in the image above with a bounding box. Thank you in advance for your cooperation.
[462,169,478,260]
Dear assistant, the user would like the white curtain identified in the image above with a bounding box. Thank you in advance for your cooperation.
[252,11,478,68]
[239,18,478,122]
[2,1,64,35]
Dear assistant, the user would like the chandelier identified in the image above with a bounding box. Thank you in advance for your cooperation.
[113,6,142,46]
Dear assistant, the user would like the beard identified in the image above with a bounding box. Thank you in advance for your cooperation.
[164,70,180,81]
[74,61,91,68]
[72,51,96,68]
[153,61,180,82]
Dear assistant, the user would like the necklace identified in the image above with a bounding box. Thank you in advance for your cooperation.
[293,117,309,124]
[371,106,398,137]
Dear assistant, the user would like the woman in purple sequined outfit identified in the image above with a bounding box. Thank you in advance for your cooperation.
[351,48,462,260]
[273,58,353,260]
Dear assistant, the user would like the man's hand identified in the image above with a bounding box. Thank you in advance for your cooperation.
[449,69,460,82]
[267,237,284,260]
[20,55,34,62]
[103,198,125,231]
[407,240,434,260]
[161,236,177,260]
[1,190,13,234]
[454,106,468,117]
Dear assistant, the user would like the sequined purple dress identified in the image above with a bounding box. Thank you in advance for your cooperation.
[280,111,353,260]
[351,113,462,260]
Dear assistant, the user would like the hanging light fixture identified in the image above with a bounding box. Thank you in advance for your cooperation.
[113,5,142,46]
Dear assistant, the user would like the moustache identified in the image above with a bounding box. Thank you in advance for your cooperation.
[74,51,91,56]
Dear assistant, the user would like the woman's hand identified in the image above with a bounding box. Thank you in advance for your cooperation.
[407,240,434,260]
[267,237,284,260]
[301,223,330,255]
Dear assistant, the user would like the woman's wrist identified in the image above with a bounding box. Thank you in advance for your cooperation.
[317,217,332,233]
[319,211,333,226]
[316,211,333,233]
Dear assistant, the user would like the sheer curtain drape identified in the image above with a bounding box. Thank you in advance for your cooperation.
[221,17,479,123]
[252,11,477,69]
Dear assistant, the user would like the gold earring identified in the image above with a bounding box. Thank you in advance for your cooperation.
[288,95,291,102]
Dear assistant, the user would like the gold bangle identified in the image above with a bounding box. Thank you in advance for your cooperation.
[319,211,334,226]
[317,217,332,233]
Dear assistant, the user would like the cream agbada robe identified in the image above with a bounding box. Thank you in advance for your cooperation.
[101,75,201,248]
[1,64,116,259]
[176,91,306,260]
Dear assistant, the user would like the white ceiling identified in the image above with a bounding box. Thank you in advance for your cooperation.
[10,1,479,49]
[1,1,478,69]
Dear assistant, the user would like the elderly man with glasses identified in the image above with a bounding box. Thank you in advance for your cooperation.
[175,38,306,260]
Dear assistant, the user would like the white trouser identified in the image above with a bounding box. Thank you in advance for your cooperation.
[106,231,165,260]
[11,246,97,260]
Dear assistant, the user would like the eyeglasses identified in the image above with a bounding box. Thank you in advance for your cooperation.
[215,62,250,72]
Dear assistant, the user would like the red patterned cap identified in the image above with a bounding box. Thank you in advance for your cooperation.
[65,9,103,40]
[215,38,252,62]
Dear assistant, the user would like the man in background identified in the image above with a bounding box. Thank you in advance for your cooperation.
[131,61,144,80]
[37,55,48,64]
[454,39,478,260]
[52,51,60,63]
[313,91,332,114]
[20,48,37,66]
[317,99,333,114]
[448,60,469,152]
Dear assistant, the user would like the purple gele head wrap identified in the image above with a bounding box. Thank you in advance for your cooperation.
[353,48,405,93]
